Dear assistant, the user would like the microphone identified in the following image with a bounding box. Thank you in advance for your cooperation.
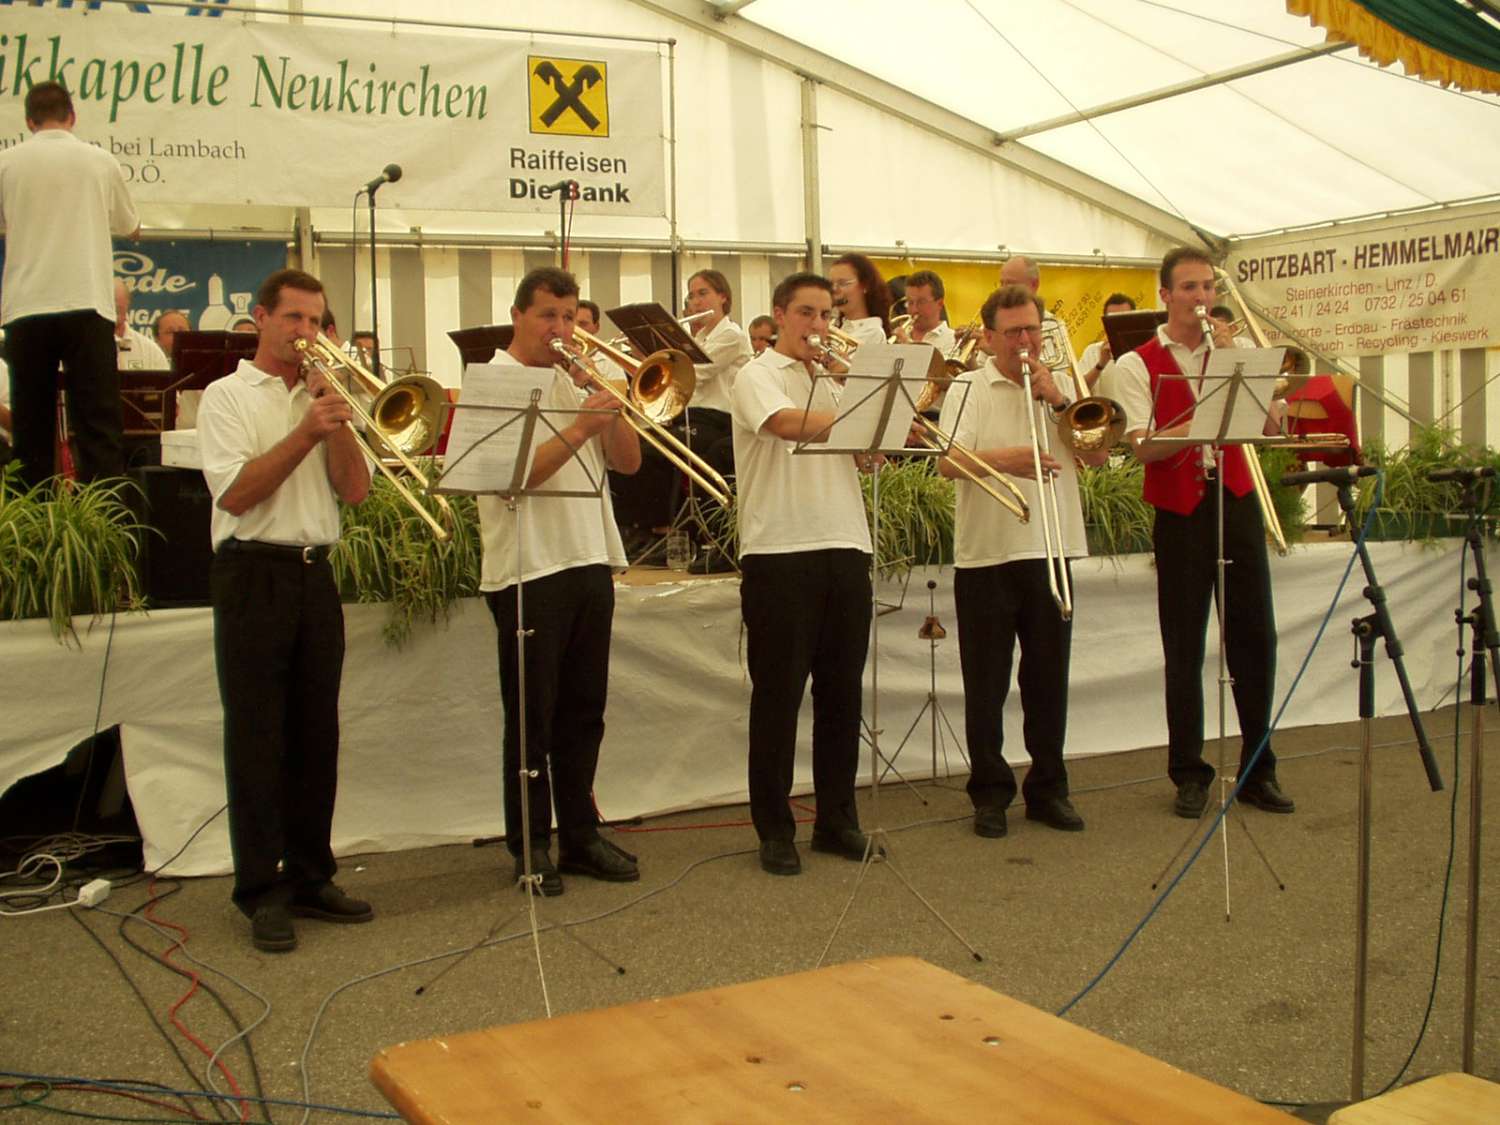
[1279,465,1378,488]
[1427,465,1497,484]
[363,164,403,193]
[548,179,580,199]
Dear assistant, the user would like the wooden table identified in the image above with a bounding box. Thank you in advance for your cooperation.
[370,956,1291,1123]
[1329,1072,1500,1123]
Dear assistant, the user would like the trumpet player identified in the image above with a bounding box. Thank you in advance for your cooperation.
[1078,293,1136,394]
[938,285,1107,838]
[197,269,373,952]
[902,270,956,353]
[731,272,878,877]
[1113,247,1293,820]
[478,267,643,894]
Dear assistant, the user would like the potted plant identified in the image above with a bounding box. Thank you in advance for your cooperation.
[1351,425,1499,541]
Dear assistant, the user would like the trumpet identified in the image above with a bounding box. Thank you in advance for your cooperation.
[1195,303,1289,556]
[1019,347,1073,619]
[295,336,453,542]
[552,328,731,506]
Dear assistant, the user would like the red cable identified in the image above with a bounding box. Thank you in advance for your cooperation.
[142,876,253,1123]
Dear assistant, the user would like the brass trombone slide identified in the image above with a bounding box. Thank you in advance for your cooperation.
[1019,347,1073,620]
[551,330,732,507]
[295,336,453,542]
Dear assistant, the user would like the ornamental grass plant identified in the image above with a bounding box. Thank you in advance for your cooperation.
[0,464,148,644]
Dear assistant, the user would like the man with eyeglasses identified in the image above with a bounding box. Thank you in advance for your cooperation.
[1113,246,1293,820]
[937,284,1107,840]
[901,270,955,354]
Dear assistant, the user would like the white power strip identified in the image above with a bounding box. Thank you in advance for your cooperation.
[77,879,112,908]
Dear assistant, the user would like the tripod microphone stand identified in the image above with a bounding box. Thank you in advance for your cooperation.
[881,579,970,793]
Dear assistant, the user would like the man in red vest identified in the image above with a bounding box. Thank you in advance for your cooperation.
[1113,247,1295,820]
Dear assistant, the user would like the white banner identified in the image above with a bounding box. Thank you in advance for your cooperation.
[1227,203,1500,357]
[0,7,666,216]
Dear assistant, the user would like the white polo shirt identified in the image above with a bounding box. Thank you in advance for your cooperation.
[198,360,342,551]
[730,348,872,558]
[689,315,752,414]
[839,316,887,349]
[117,327,169,371]
[913,320,956,355]
[1078,339,1122,400]
[477,351,626,592]
[939,357,1088,568]
[0,129,137,326]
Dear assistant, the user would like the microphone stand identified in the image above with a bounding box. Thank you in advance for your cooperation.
[1325,475,1442,1100]
[366,184,383,381]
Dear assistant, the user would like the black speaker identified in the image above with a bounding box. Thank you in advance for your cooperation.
[129,465,214,607]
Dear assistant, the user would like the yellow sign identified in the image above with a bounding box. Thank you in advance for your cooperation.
[528,56,610,138]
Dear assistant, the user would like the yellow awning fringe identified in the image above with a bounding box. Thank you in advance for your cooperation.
[1288,0,1500,93]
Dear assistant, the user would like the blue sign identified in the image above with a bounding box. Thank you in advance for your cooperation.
[111,238,289,335]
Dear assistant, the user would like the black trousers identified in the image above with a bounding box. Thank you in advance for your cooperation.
[740,549,871,841]
[487,564,614,855]
[1152,489,1277,787]
[609,407,734,533]
[211,544,344,915]
[955,559,1073,811]
[5,310,122,488]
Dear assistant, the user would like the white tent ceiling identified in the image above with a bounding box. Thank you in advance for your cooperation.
[722,0,1500,238]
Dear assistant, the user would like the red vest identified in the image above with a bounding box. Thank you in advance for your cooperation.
[1136,336,1253,516]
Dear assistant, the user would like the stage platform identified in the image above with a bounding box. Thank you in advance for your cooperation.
[0,539,1470,876]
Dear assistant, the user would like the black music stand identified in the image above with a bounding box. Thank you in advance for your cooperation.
[793,342,983,967]
[447,325,515,371]
[431,360,626,1017]
[1103,309,1168,362]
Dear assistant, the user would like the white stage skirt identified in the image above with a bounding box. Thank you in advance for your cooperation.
[0,540,1469,875]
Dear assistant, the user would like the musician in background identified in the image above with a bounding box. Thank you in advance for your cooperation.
[113,280,169,371]
[197,268,373,953]
[153,310,189,365]
[1113,247,1293,820]
[829,253,892,346]
[1000,255,1075,376]
[939,285,1106,839]
[350,331,378,366]
[747,315,775,356]
[1077,293,1135,395]
[1,80,138,487]
[731,271,877,877]
[682,269,753,477]
[902,270,955,353]
[478,267,642,895]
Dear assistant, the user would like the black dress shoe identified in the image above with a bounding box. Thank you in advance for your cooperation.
[688,549,736,575]
[1025,797,1085,832]
[289,883,373,924]
[1238,777,1296,814]
[758,839,801,876]
[513,847,563,896]
[809,827,882,861]
[251,904,296,952]
[1174,781,1209,819]
[973,806,1008,838]
[559,838,641,882]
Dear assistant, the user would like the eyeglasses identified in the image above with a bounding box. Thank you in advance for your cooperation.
[831,278,858,290]
[1000,325,1044,342]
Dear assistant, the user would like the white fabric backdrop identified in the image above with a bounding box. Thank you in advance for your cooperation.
[0,540,1470,876]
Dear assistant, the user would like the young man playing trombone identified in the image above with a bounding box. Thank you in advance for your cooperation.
[1113,247,1294,820]
[477,267,643,894]
[938,285,1108,838]
[730,271,877,876]
[198,269,373,952]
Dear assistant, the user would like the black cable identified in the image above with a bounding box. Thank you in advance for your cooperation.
[114,879,273,1124]
[69,608,120,834]
[64,910,229,1123]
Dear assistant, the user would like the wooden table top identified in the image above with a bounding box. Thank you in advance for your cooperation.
[370,956,1291,1124]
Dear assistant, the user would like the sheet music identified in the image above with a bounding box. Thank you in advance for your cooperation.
[437,363,556,494]
[822,343,935,454]
[1177,346,1286,444]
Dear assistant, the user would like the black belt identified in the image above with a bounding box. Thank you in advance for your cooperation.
[217,539,331,564]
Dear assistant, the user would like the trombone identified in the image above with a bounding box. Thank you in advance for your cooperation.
[1194,303,1289,556]
[295,336,453,542]
[1019,347,1073,619]
[552,327,732,507]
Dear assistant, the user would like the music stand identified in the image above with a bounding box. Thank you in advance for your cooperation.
[793,342,983,967]
[1144,347,1295,916]
[1103,309,1167,364]
[433,362,626,1018]
[447,325,515,371]
[605,302,711,365]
